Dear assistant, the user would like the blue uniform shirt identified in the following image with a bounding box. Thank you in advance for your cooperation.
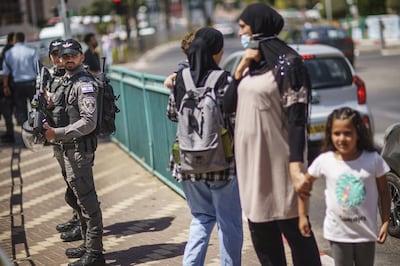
[2,42,39,82]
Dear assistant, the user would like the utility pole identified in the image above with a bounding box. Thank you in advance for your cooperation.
[59,0,71,38]
[325,0,332,24]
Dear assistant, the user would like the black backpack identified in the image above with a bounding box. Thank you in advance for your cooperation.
[69,70,120,136]
[95,72,120,136]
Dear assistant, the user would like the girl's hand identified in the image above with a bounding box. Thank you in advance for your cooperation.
[377,221,389,244]
[299,215,312,237]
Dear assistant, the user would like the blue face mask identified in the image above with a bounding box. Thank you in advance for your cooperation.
[241,34,251,49]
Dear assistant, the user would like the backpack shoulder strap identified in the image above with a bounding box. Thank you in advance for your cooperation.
[181,68,195,92]
[204,70,224,89]
[182,69,225,92]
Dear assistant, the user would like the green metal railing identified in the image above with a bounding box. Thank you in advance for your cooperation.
[108,66,183,197]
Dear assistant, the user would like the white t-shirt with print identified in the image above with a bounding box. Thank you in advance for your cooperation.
[308,150,390,243]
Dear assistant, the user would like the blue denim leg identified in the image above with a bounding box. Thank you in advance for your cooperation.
[182,180,216,266]
[181,177,243,266]
[211,177,243,266]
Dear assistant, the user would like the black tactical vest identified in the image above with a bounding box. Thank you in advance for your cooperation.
[49,68,67,127]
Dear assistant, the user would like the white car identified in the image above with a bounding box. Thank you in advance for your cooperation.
[221,44,374,158]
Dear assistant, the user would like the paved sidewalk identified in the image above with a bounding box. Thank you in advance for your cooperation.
[0,122,258,266]
[0,120,337,265]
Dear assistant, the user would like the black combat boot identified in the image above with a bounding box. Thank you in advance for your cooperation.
[68,252,105,266]
[56,216,79,232]
[66,243,86,259]
[61,225,82,242]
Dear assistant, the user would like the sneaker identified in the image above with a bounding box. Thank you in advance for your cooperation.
[68,252,105,266]
[66,243,86,259]
[61,225,82,242]
[56,217,79,232]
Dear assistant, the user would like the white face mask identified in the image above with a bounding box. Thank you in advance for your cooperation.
[241,34,251,49]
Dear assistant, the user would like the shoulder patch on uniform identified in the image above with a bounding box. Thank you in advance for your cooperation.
[82,96,96,114]
[81,83,94,94]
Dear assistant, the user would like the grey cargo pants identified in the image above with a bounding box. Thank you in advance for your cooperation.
[64,149,103,254]
[54,145,81,215]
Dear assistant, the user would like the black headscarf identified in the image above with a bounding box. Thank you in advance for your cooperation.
[239,3,284,37]
[239,3,310,107]
[187,27,223,85]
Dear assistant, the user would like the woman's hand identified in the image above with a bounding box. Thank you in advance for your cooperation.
[234,48,260,80]
[295,173,314,198]
[290,162,314,199]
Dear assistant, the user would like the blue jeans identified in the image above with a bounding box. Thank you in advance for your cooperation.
[181,176,243,266]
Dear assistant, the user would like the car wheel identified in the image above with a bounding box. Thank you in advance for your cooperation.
[387,172,400,238]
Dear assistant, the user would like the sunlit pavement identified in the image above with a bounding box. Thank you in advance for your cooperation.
[0,119,338,265]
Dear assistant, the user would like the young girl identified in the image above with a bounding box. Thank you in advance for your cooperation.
[298,107,391,266]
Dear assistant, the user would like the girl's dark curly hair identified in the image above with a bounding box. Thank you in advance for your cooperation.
[321,107,375,153]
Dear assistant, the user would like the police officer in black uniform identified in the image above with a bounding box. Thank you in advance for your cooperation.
[43,39,104,266]
[47,39,83,242]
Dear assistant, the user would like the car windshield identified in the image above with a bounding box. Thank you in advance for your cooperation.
[305,28,347,40]
[304,57,353,89]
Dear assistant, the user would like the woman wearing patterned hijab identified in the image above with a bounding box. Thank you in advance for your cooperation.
[166,27,243,265]
[224,3,321,266]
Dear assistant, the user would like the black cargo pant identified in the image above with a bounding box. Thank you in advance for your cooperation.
[64,147,103,254]
[12,80,35,125]
[0,95,14,136]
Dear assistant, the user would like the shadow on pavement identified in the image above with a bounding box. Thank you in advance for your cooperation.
[103,216,175,238]
[8,146,35,265]
[105,242,185,265]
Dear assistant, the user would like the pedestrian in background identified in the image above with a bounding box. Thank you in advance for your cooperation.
[166,27,243,265]
[2,32,38,127]
[83,33,101,76]
[0,32,15,143]
[223,3,321,265]
[298,107,391,266]
[46,39,83,243]
[43,39,104,266]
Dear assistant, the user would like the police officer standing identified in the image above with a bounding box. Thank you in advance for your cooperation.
[47,39,82,243]
[2,32,39,126]
[43,39,104,266]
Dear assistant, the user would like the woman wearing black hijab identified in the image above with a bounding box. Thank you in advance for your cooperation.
[166,27,243,265]
[224,3,321,266]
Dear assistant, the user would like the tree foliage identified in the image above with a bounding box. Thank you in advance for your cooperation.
[80,0,114,16]
[358,0,386,16]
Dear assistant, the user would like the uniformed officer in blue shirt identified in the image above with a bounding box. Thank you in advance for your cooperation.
[2,32,39,126]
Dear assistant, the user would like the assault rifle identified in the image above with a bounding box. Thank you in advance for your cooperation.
[22,65,55,145]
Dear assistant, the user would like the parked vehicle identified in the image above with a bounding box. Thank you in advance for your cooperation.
[221,44,373,160]
[381,123,400,238]
[287,25,355,65]
[213,18,237,38]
